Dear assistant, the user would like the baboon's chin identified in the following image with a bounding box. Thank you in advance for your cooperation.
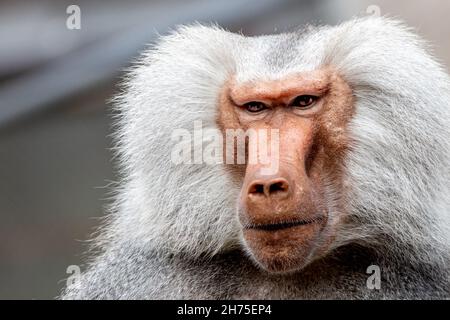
[242,221,325,273]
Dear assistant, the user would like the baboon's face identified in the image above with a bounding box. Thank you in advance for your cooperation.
[218,68,355,273]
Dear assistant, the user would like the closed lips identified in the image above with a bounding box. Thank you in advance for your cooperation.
[245,216,324,231]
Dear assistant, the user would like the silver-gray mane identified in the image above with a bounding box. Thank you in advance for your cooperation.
[62,16,450,299]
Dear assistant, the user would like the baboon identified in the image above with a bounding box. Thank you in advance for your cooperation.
[62,17,450,299]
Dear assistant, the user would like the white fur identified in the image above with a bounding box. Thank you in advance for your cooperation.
[107,17,450,260]
[64,17,450,299]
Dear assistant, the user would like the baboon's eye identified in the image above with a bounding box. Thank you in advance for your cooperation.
[244,101,267,113]
[291,95,318,109]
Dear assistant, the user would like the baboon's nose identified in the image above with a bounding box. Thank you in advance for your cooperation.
[247,178,290,199]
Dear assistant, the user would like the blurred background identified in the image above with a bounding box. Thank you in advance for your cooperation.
[0,0,449,299]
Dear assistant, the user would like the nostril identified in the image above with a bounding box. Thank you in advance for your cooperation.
[269,180,289,194]
[247,179,290,198]
[248,183,265,195]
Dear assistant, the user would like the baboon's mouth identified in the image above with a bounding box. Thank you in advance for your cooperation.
[244,216,324,231]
